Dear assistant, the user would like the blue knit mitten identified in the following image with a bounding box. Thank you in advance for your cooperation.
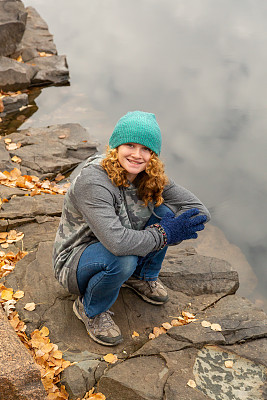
[159,208,207,245]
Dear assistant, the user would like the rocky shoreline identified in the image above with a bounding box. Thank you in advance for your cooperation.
[0,0,69,126]
[0,1,266,399]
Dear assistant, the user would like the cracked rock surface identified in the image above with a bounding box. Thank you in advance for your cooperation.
[1,124,267,399]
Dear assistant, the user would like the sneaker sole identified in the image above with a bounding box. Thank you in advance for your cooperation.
[122,283,169,305]
[73,301,123,346]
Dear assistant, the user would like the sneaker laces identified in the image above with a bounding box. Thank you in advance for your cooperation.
[93,310,115,329]
[147,280,158,292]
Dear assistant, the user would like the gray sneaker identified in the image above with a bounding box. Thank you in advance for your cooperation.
[122,277,169,305]
[73,297,123,346]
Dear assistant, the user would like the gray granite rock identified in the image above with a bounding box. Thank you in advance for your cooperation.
[198,295,267,344]
[0,307,47,400]
[30,54,69,87]
[160,252,239,296]
[17,6,57,60]
[60,351,102,399]
[1,123,97,179]
[0,56,37,91]
[99,356,169,400]
[0,0,27,57]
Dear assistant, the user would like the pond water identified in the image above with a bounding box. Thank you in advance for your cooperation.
[20,0,267,310]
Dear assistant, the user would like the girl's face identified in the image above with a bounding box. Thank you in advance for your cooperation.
[117,143,152,182]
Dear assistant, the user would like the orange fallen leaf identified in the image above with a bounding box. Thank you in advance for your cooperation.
[182,311,195,319]
[103,353,118,364]
[149,333,156,340]
[40,326,50,337]
[132,331,139,338]
[1,288,13,300]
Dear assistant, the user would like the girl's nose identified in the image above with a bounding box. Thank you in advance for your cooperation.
[131,147,142,157]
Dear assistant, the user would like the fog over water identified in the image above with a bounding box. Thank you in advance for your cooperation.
[22,0,267,308]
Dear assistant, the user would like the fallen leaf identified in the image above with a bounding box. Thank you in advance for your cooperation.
[11,155,22,164]
[225,360,234,368]
[149,333,156,340]
[201,320,211,328]
[3,299,16,317]
[182,311,195,319]
[58,135,66,139]
[0,98,4,113]
[103,353,118,364]
[210,323,222,331]
[132,331,139,338]
[13,290,24,299]
[187,379,197,388]
[171,319,183,327]
[162,322,172,330]
[24,302,36,311]
[40,326,50,337]
[4,138,12,144]
[1,288,13,300]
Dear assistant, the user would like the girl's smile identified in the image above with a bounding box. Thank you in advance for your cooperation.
[117,143,152,182]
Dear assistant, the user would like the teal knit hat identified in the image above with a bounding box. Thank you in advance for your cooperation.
[109,111,162,155]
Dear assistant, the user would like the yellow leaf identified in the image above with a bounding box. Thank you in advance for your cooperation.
[149,333,156,340]
[11,155,22,164]
[201,320,211,328]
[210,323,222,331]
[103,353,118,364]
[24,302,36,311]
[132,331,139,338]
[40,343,54,353]
[187,379,196,388]
[1,289,13,300]
[225,360,234,368]
[171,319,183,327]
[13,290,24,299]
[182,311,196,319]
[162,322,172,330]
[51,350,63,359]
[40,326,50,337]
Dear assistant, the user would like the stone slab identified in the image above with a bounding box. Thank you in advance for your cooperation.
[0,0,27,57]
[2,123,97,179]
[0,307,47,400]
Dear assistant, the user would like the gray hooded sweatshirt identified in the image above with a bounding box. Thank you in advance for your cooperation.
[53,156,210,295]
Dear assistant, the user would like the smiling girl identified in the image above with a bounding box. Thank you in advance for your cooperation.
[53,111,210,346]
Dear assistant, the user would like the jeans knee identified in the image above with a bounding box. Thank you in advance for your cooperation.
[111,255,137,282]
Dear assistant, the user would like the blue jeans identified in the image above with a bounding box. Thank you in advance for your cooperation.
[76,204,173,317]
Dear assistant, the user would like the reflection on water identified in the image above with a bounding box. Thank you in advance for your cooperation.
[20,0,267,310]
[0,88,41,135]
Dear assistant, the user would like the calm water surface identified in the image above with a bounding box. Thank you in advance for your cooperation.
[22,0,267,308]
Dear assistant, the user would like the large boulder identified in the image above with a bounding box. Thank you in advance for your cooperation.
[0,307,47,400]
[0,0,27,57]
[0,123,98,179]
[17,6,57,61]
[0,56,37,91]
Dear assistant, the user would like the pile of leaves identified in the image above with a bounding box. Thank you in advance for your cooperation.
[0,249,27,278]
[149,310,197,339]
[0,229,25,249]
[0,167,69,195]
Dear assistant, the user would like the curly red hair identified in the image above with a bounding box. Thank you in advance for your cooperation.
[101,147,168,206]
